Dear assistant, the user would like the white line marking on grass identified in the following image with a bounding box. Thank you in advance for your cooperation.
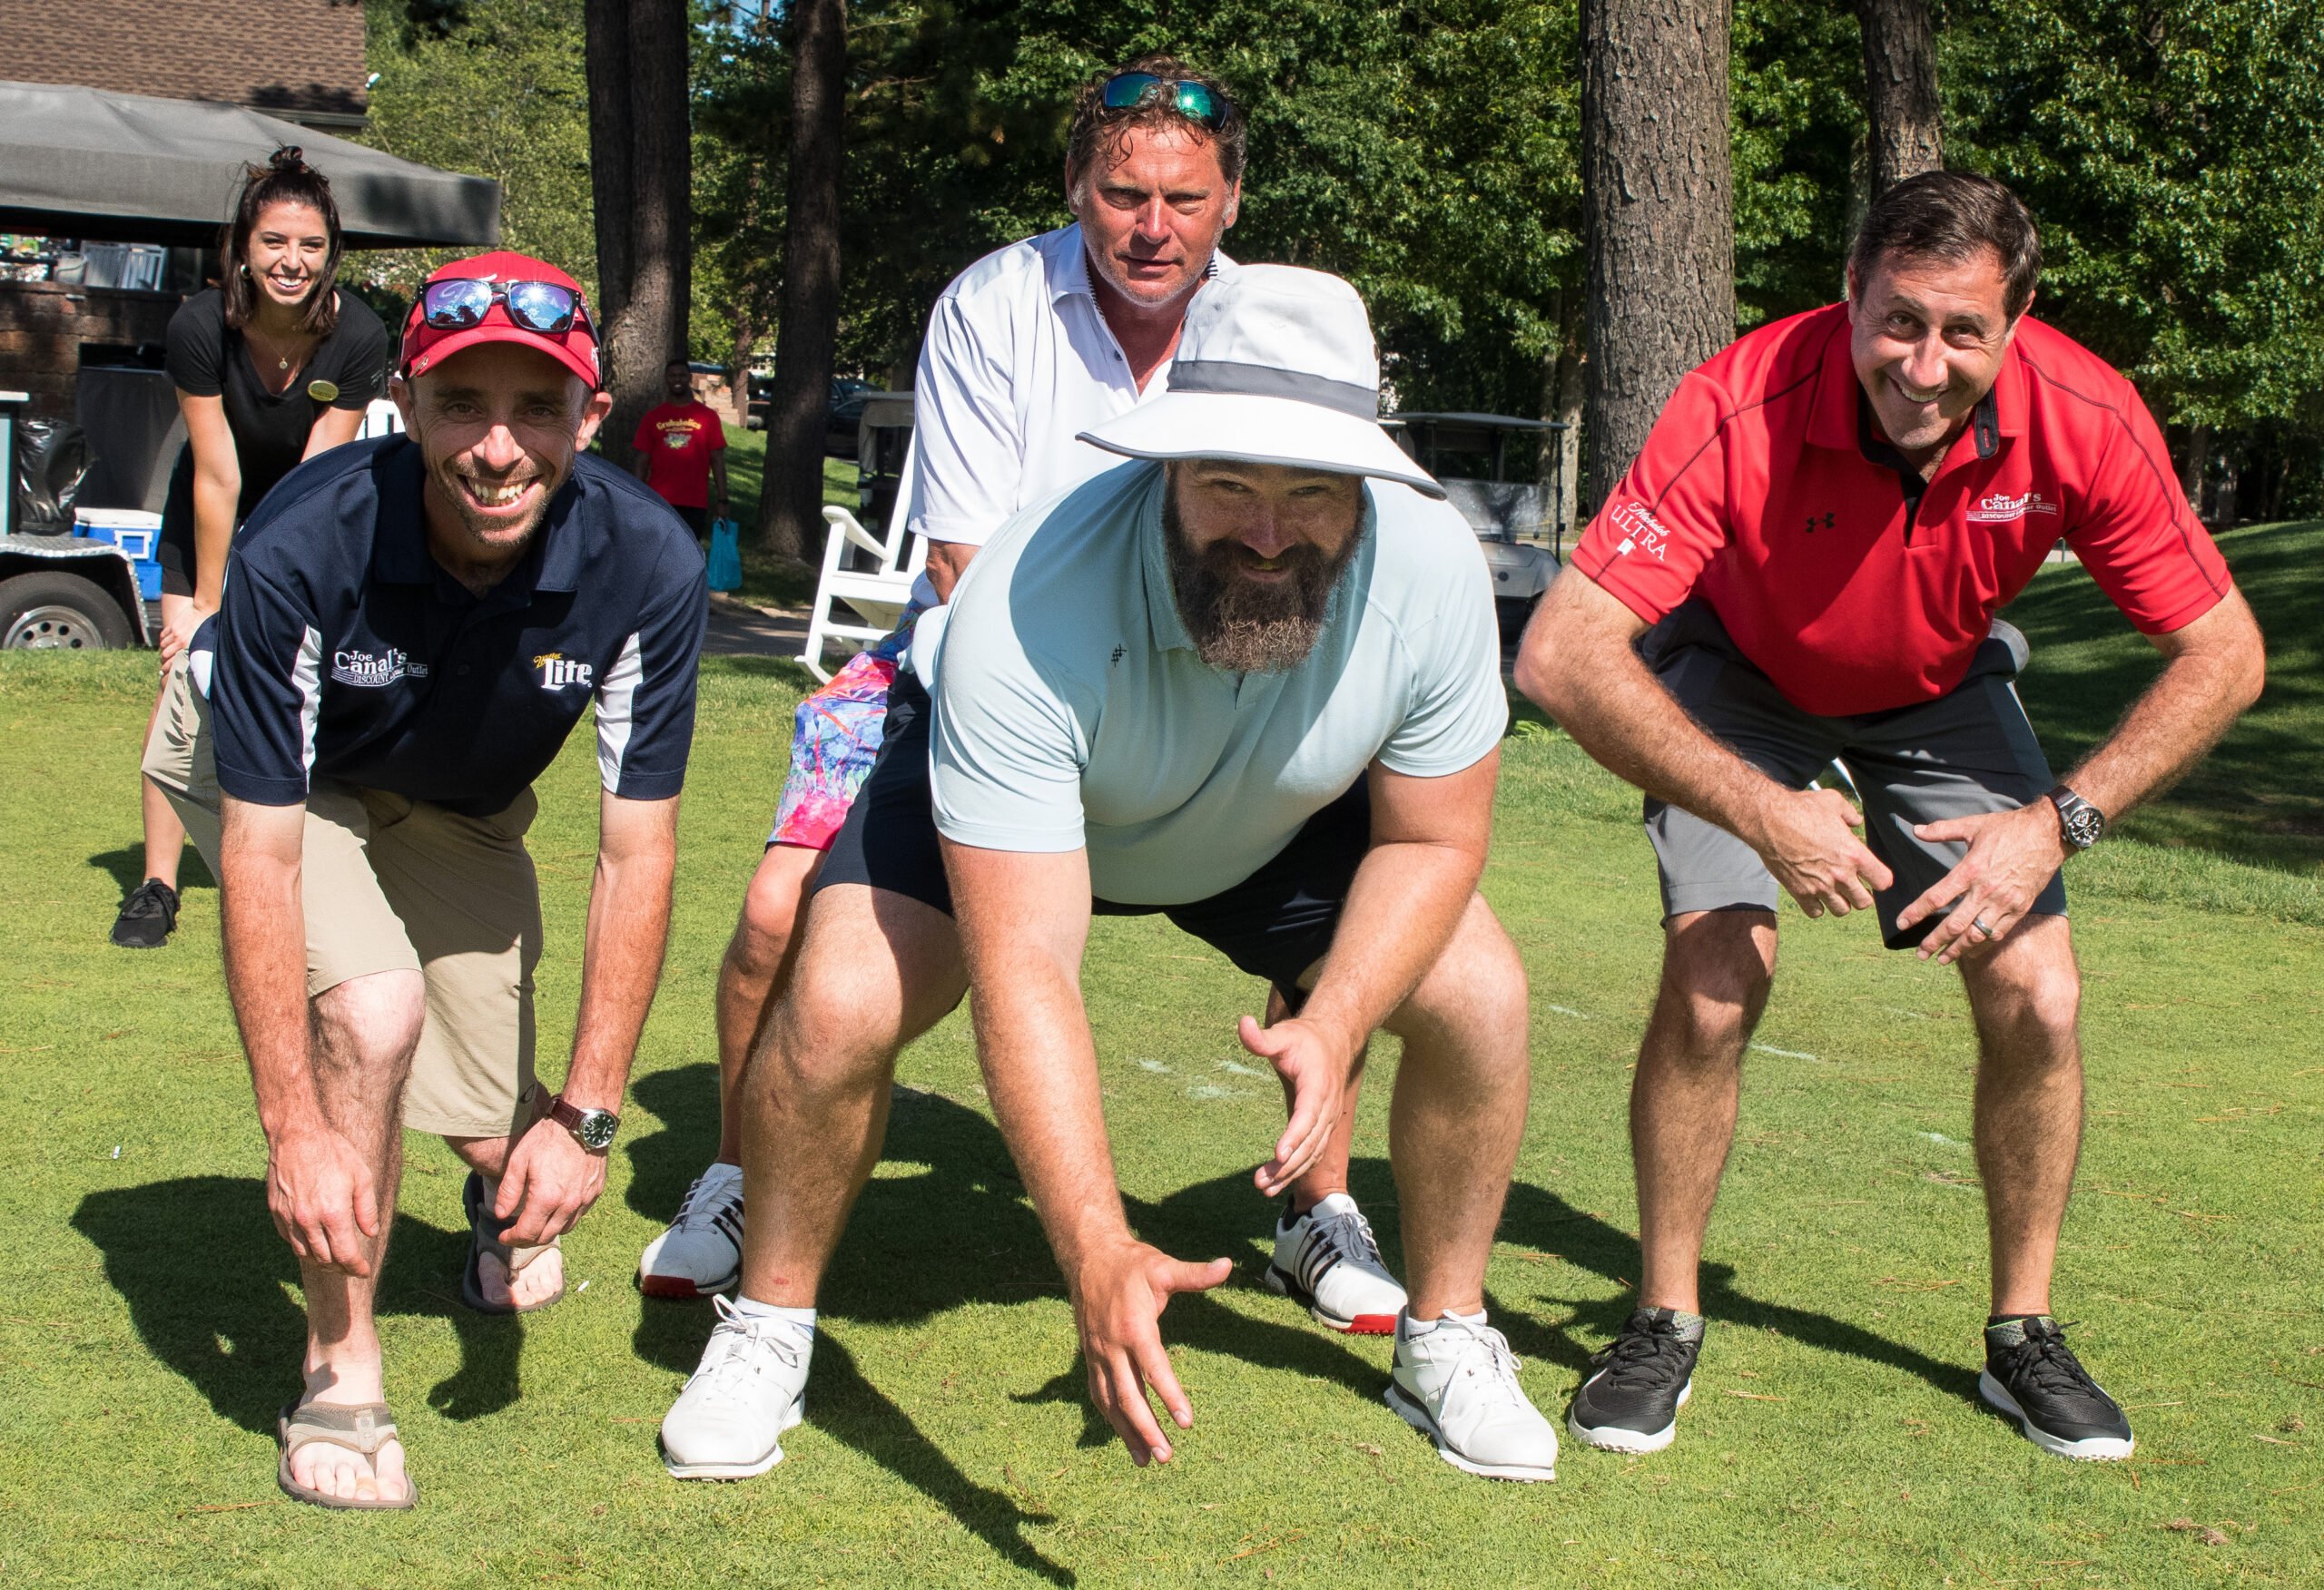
[1918,1132,1964,1147]
[1884,1007,1929,1020]
[1748,1044,1817,1061]
[1547,1005,1592,1019]
[1187,1085,1251,1100]
[1216,1060,1266,1076]
[1137,1059,1171,1074]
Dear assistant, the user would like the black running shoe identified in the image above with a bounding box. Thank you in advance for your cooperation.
[109,878,180,948]
[1979,1316,2134,1460]
[1567,1306,1701,1454]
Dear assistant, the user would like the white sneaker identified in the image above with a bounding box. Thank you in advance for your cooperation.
[638,1162,744,1300]
[660,1295,811,1480]
[1384,1310,1559,1481]
[1264,1192,1407,1334]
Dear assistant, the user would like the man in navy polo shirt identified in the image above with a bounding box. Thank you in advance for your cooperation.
[1516,174,2264,1463]
[141,250,706,1509]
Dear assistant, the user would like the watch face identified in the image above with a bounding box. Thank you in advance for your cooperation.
[2064,807,2105,849]
[577,1111,617,1150]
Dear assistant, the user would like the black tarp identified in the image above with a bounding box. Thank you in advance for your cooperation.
[0,80,499,249]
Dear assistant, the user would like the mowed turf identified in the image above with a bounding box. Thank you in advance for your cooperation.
[0,526,2319,1587]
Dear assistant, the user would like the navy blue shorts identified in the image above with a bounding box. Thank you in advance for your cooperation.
[816,672,1368,1010]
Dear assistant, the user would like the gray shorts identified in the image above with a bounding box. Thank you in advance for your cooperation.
[1641,599,2067,950]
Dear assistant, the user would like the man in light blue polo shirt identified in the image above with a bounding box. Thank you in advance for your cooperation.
[659,267,1558,1485]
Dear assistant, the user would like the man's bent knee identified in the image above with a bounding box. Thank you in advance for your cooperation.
[1654,910,1777,1053]
[1965,917,2081,1047]
[310,968,428,1060]
[1387,895,1528,1052]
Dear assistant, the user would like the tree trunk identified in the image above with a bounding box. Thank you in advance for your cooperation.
[2180,421,2210,512]
[586,0,692,472]
[756,0,847,561]
[1537,286,1587,552]
[1857,0,1944,198]
[1581,0,1737,512]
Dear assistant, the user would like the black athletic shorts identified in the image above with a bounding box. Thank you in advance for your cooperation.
[816,672,1370,1011]
[672,503,709,539]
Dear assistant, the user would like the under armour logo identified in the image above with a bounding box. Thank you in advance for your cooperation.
[1110,644,1126,665]
[1805,512,1836,533]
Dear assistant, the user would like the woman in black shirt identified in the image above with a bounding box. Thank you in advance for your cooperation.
[111,148,389,947]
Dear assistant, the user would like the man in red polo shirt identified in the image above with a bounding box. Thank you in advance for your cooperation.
[1516,172,2264,1463]
[633,357,730,538]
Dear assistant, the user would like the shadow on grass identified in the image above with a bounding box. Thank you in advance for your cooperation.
[88,844,215,898]
[72,1175,525,1437]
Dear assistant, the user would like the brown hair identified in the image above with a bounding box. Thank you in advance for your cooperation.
[1849,171,2042,321]
[1065,54,1247,200]
[220,146,344,336]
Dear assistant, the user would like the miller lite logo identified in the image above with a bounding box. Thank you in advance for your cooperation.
[1965,490,2059,525]
[536,652,594,691]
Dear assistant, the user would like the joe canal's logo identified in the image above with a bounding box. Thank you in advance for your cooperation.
[1965,490,2060,525]
[331,648,428,687]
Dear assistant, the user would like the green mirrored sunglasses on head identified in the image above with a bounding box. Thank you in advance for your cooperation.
[1099,73,1231,130]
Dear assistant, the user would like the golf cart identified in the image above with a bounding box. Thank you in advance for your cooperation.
[1389,412,1569,640]
[1,392,149,649]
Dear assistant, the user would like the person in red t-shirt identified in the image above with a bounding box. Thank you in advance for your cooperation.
[1516,173,2264,1464]
[632,357,730,537]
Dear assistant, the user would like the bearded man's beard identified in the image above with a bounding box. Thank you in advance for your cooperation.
[1163,489,1363,673]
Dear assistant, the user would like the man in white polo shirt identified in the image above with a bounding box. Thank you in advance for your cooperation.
[658,267,1558,1486]
[645,58,1406,1340]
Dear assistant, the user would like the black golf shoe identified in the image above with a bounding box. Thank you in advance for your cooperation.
[1567,1306,1702,1454]
[1980,1316,2134,1461]
[109,878,180,949]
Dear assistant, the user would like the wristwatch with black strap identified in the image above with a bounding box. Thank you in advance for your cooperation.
[2046,785,2106,852]
[546,1092,620,1152]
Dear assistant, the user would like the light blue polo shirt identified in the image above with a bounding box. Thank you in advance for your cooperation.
[927,460,1505,905]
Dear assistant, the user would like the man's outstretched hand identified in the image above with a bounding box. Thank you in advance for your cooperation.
[267,1122,379,1275]
[1238,1014,1349,1199]
[1748,785,1894,919]
[1072,1238,1231,1466]
[493,1115,609,1246]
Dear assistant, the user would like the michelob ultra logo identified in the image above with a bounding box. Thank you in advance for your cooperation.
[535,652,594,691]
[1606,499,1670,560]
[1966,490,2059,525]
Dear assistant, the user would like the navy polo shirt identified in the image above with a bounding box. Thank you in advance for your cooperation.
[207,436,708,818]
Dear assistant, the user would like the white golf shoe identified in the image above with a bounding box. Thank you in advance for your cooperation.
[660,1295,811,1480]
[1384,1310,1559,1481]
[638,1161,744,1300]
[1265,1192,1407,1334]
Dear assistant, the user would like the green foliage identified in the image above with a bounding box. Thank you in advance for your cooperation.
[1944,0,2324,439]
[350,0,598,308]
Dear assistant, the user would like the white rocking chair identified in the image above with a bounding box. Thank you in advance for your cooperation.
[798,503,925,682]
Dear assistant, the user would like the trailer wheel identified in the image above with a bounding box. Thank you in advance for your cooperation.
[0,571,135,651]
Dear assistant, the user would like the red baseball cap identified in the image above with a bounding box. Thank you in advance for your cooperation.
[399,250,601,390]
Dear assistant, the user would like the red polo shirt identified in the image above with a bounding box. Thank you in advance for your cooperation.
[1573,303,2231,716]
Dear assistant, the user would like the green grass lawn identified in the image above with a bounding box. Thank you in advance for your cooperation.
[0,526,2319,1586]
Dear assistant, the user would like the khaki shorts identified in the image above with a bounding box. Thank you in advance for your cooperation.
[143,657,544,1139]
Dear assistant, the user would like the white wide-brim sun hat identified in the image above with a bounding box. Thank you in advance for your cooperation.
[1078,265,1446,500]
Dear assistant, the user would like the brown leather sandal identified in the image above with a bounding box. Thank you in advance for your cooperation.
[275,1399,418,1510]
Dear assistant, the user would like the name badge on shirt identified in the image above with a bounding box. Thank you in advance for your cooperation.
[308,379,340,403]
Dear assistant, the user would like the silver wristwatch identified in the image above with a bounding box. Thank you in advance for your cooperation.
[2046,785,2106,852]
[546,1093,619,1152]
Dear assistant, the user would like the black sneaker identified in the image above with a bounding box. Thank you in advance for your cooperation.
[109,878,180,948]
[1567,1306,1701,1454]
[1979,1316,2134,1460]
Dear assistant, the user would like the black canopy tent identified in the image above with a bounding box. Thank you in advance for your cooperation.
[0,80,499,249]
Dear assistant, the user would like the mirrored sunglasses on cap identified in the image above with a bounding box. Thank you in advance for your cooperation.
[1099,73,1232,131]
[420,277,592,336]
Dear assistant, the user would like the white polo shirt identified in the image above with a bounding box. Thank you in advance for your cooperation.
[896,224,1235,601]
[927,462,1506,905]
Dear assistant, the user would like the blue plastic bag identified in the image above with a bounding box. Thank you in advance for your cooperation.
[706,518,743,592]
